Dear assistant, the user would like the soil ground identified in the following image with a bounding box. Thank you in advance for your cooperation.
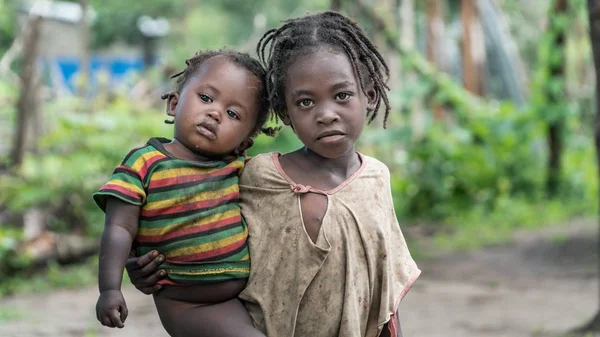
[0,219,597,337]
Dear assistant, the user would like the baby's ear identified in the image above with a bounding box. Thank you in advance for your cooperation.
[165,92,179,117]
[236,138,255,154]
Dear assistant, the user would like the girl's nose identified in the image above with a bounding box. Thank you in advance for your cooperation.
[206,110,221,123]
[316,109,340,125]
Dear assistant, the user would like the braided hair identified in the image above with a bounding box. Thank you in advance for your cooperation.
[257,11,391,127]
[163,50,277,137]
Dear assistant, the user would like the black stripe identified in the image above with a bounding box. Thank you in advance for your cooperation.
[113,167,141,180]
[137,221,243,248]
[148,171,238,194]
[139,198,238,221]
[100,191,140,205]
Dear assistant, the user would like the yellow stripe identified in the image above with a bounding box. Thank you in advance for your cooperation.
[165,227,248,258]
[145,184,239,211]
[138,209,240,236]
[168,268,250,276]
[131,150,163,172]
[151,160,244,180]
[105,180,145,199]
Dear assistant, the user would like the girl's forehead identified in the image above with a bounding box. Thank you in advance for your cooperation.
[284,48,358,84]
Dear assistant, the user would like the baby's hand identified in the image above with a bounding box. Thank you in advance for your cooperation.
[96,290,128,328]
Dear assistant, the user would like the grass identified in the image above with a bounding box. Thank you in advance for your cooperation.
[408,196,595,257]
[0,256,98,297]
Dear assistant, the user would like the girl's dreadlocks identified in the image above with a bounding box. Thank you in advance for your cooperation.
[162,50,277,137]
[257,11,391,127]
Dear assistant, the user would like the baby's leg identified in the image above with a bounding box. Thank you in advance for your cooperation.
[154,295,265,337]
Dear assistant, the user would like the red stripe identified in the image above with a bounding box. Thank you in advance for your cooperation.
[141,192,238,217]
[138,154,166,178]
[169,238,247,262]
[157,279,179,286]
[116,165,139,175]
[148,166,238,189]
[135,214,242,243]
[100,184,141,200]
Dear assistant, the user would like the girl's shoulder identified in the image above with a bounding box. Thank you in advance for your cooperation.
[360,153,392,178]
[240,152,279,185]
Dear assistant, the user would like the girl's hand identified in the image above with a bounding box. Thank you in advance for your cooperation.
[96,289,128,328]
[124,250,166,294]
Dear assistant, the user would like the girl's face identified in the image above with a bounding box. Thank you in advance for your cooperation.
[282,46,377,159]
[168,56,260,157]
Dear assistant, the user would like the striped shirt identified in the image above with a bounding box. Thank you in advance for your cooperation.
[93,138,250,285]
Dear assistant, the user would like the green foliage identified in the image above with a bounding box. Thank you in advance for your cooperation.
[0,0,17,55]
[87,0,184,48]
[0,97,172,236]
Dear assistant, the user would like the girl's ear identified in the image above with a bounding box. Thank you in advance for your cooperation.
[365,86,379,113]
[279,109,292,126]
[166,92,180,117]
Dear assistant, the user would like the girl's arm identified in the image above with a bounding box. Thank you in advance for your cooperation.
[381,311,403,337]
[98,198,140,293]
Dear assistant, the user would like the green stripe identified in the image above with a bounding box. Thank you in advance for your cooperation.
[145,176,238,203]
[122,145,159,167]
[145,226,245,252]
[139,203,239,229]
[164,260,250,279]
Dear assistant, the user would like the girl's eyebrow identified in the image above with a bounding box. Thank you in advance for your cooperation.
[291,89,312,97]
[291,81,355,98]
[331,81,355,91]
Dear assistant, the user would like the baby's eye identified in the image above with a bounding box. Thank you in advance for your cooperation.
[198,94,213,103]
[226,110,240,120]
[335,92,352,101]
[297,99,314,108]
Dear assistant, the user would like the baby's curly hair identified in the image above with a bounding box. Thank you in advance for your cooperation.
[163,50,277,137]
[257,11,391,127]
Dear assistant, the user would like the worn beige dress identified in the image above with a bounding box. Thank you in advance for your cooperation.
[238,152,420,337]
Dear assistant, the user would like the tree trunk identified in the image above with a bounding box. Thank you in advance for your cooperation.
[426,0,446,120]
[546,0,567,197]
[78,0,90,99]
[10,16,41,168]
[331,0,343,11]
[461,0,486,95]
[400,0,426,137]
[571,0,600,332]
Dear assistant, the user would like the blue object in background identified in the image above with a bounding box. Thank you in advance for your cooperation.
[46,54,147,93]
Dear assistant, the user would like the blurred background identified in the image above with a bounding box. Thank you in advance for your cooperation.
[0,0,599,336]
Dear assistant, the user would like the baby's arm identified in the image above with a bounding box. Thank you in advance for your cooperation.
[96,197,140,328]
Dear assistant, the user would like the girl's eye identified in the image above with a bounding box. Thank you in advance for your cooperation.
[336,92,352,101]
[226,110,240,120]
[199,94,213,103]
[297,99,314,108]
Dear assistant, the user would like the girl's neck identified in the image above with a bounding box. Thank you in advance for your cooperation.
[298,146,361,177]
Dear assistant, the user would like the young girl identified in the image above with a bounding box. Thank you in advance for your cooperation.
[126,12,420,337]
[93,50,273,337]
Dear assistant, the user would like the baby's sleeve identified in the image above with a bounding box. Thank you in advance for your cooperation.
[93,149,148,212]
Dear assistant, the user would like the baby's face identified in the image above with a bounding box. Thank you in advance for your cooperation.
[169,56,260,157]
[282,46,374,159]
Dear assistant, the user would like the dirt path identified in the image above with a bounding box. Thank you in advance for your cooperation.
[0,220,597,337]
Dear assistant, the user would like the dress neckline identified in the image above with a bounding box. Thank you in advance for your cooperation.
[270,152,367,195]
